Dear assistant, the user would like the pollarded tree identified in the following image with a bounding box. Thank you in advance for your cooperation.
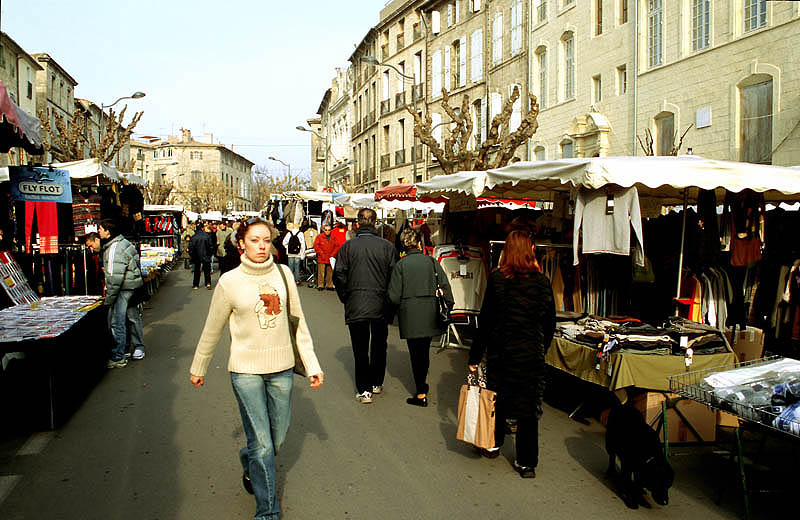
[405,86,540,174]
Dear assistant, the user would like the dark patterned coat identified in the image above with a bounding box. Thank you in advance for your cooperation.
[469,269,556,419]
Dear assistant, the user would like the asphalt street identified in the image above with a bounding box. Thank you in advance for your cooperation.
[0,267,785,519]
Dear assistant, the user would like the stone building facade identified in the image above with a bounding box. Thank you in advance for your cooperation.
[318,67,353,192]
[31,53,78,163]
[131,129,255,211]
[0,32,43,166]
[348,29,381,192]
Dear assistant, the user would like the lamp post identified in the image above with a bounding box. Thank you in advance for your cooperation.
[99,91,145,164]
[296,125,328,189]
[360,56,420,181]
[268,156,291,177]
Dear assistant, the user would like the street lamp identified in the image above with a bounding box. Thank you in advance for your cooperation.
[268,156,291,177]
[297,125,328,189]
[361,55,420,181]
[99,91,146,164]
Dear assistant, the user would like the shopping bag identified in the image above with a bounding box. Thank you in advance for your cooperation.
[456,373,497,449]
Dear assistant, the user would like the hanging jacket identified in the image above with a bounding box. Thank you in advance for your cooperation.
[103,234,143,306]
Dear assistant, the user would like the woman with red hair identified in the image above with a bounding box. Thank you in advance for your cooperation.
[468,230,555,478]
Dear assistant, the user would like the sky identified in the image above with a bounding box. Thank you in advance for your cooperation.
[1,0,381,178]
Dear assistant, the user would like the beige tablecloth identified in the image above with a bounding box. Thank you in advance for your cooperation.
[546,336,737,392]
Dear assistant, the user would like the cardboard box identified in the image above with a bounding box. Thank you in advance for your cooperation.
[724,326,765,363]
[632,392,717,443]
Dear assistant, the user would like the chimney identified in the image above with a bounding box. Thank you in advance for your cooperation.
[181,128,192,143]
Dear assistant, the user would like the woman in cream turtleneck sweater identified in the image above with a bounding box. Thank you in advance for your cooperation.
[190,218,323,520]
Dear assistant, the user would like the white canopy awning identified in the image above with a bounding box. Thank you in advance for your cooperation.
[52,158,124,183]
[121,172,145,186]
[483,156,800,203]
[285,190,340,202]
[415,170,488,200]
[333,192,444,212]
[144,204,184,213]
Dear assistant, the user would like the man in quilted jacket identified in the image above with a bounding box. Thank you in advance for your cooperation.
[99,219,146,367]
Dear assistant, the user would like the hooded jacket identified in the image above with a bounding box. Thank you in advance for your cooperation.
[103,234,143,306]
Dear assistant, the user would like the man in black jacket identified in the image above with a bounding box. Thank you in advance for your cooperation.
[189,221,215,289]
[334,208,397,404]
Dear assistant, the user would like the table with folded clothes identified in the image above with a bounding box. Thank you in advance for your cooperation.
[546,314,737,393]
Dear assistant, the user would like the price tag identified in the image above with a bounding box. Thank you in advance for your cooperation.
[680,336,688,348]
[459,264,467,276]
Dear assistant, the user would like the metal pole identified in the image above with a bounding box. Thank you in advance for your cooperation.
[674,189,689,316]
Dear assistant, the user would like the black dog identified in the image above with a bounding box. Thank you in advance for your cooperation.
[605,403,675,509]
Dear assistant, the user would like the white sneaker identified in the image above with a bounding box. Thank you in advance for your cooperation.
[372,385,383,394]
[132,348,145,360]
[355,391,373,404]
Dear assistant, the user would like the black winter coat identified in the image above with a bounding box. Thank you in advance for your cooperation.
[469,269,556,420]
[188,230,214,263]
[333,226,397,324]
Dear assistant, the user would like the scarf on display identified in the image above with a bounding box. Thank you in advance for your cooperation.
[24,201,59,254]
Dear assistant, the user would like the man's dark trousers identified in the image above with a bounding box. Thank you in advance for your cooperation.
[348,319,388,394]
[193,260,211,287]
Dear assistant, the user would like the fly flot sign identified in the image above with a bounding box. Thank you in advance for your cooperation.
[9,166,73,204]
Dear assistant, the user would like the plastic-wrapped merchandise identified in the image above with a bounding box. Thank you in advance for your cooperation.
[773,402,800,435]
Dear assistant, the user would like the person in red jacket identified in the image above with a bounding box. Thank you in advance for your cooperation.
[313,224,341,291]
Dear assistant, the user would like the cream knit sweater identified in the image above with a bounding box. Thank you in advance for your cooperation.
[190,254,322,378]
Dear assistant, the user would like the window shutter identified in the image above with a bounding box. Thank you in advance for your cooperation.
[432,50,442,97]
[459,36,467,87]
[444,46,451,92]
[474,0,482,12]
[383,71,390,100]
[431,112,443,144]
[493,13,503,65]
[455,1,460,23]
[509,84,522,132]
[490,92,502,124]
[471,29,483,82]
[432,10,441,34]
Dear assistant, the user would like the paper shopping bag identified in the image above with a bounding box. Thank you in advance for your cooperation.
[456,384,497,449]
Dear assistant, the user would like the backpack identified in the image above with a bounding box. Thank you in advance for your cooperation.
[287,232,302,255]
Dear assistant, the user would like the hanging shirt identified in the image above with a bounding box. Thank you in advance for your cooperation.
[438,254,487,313]
[573,187,645,266]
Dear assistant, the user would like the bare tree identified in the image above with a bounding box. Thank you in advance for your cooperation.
[144,180,175,205]
[39,105,143,169]
[250,166,312,210]
[406,86,540,174]
[637,124,693,156]
[176,173,230,213]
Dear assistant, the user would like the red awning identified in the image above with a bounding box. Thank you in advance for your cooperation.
[375,183,448,203]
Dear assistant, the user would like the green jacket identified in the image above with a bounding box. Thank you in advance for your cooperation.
[388,250,454,339]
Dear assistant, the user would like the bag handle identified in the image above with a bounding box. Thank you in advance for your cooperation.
[429,255,443,296]
[466,365,487,388]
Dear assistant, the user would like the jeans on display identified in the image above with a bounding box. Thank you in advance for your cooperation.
[231,369,294,520]
[193,260,211,287]
[347,320,388,394]
[407,337,432,395]
[317,263,334,288]
[494,397,539,468]
[107,289,145,361]
[287,257,301,282]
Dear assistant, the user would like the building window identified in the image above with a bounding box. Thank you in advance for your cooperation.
[190,151,203,160]
[509,84,522,132]
[383,70,390,100]
[444,46,451,91]
[744,0,767,32]
[561,140,574,158]
[655,112,675,156]
[563,0,574,6]
[648,0,663,67]
[397,61,406,95]
[414,52,422,84]
[593,75,602,103]
[537,50,547,108]
[472,0,482,12]
[27,81,33,99]
[471,29,483,82]
[535,146,545,160]
[563,35,575,99]
[453,39,463,87]
[536,0,548,23]
[455,0,461,23]
[692,0,710,51]
[431,10,441,34]
[740,79,773,164]
[596,0,603,35]
[447,4,453,27]
[511,0,523,56]
[617,65,627,95]
[492,12,503,66]
[398,119,405,154]
[473,98,483,145]
[620,0,628,24]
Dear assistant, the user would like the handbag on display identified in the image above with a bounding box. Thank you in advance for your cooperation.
[277,265,308,377]
[429,256,452,327]
[456,367,497,450]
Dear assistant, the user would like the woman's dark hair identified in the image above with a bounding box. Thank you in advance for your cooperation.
[98,219,119,237]
[235,217,273,245]
[499,230,540,278]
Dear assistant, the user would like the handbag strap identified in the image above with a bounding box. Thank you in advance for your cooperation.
[429,255,442,292]
[276,264,293,323]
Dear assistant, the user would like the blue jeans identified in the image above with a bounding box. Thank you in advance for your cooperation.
[107,289,145,362]
[231,369,294,520]
[287,257,301,282]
